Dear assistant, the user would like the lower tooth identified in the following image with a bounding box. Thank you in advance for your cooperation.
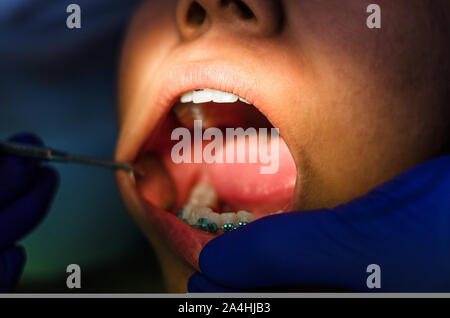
[194,206,213,227]
[180,206,255,232]
[180,184,256,233]
[207,211,221,227]
[237,210,254,223]
[195,218,209,231]
[188,183,218,208]
[182,204,196,225]
[197,206,212,218]
[220,212,237,230]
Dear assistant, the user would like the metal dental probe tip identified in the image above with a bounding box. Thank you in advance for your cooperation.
[0,140,141,176]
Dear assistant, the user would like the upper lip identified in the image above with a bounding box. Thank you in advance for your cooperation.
[115,60,280,164]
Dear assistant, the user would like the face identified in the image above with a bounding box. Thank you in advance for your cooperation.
[115,0,450,292]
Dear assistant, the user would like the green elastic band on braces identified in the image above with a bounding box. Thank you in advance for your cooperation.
[196,218,208,231]
[207,222,218,233]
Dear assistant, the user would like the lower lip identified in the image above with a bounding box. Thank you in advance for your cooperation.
[142,200,214,270]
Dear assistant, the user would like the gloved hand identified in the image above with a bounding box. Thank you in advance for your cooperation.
[0,133,58,292]
[189,155,450,292]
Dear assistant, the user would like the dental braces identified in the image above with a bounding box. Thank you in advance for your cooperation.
[177,207,249,233]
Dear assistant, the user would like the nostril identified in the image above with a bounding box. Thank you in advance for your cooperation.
[186,1,207,26]
[221,0,255,20]
[177,0,283,39]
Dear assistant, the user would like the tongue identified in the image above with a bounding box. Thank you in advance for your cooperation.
[205,134,296,214]
[147,117,297,215]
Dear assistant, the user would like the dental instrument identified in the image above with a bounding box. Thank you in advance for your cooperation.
[0,140,139,175]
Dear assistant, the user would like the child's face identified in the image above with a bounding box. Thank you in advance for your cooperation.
[115,0,449,291]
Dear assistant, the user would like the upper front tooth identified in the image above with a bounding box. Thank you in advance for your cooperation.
[181,89,240,104]
[193,89,213,103]
[180,91,193,103]
[239,97,251,104]
[211,90,239,103]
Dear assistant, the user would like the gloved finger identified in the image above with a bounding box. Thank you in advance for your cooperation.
[199,155,450,291]
[188,272,240,293]
[0,132,44,207]
[0,246,26,292]
[2,132,44,162]
[0,167,59,250]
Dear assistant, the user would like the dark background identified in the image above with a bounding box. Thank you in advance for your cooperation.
[0,0,164,292]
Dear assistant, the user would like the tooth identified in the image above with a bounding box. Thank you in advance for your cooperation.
[220,212,237,229]
[183,89,245,104]
[180,91,193,103]
[182,204,256,233]
[210,89,239,103]
[237,210,255,223]
[196,207,212,220]
[239,97,251,104]
[193,89,213,103]
[183,203,213,225]
[188,183,218,208]
[189,88,243,104]
[207,211,221,233]
[196,218,208,231]
[182,204,196,225]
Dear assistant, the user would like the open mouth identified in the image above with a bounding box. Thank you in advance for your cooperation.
[115,62,300,269]
[133,88,297,236]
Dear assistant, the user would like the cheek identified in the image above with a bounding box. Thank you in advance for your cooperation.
[284,0,429,85]
[118,0,179,125]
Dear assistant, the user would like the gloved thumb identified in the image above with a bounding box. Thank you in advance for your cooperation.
[0,132,45,207]
[0,246,25,292]
[197,155,450,291]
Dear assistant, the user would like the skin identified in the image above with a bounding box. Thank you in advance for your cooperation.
[116,0,450,292]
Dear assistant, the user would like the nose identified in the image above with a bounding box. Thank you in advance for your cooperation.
[176,0,284,40]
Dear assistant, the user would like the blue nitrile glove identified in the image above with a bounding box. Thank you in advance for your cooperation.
[189,155,450,292]
[0,133,59,292]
